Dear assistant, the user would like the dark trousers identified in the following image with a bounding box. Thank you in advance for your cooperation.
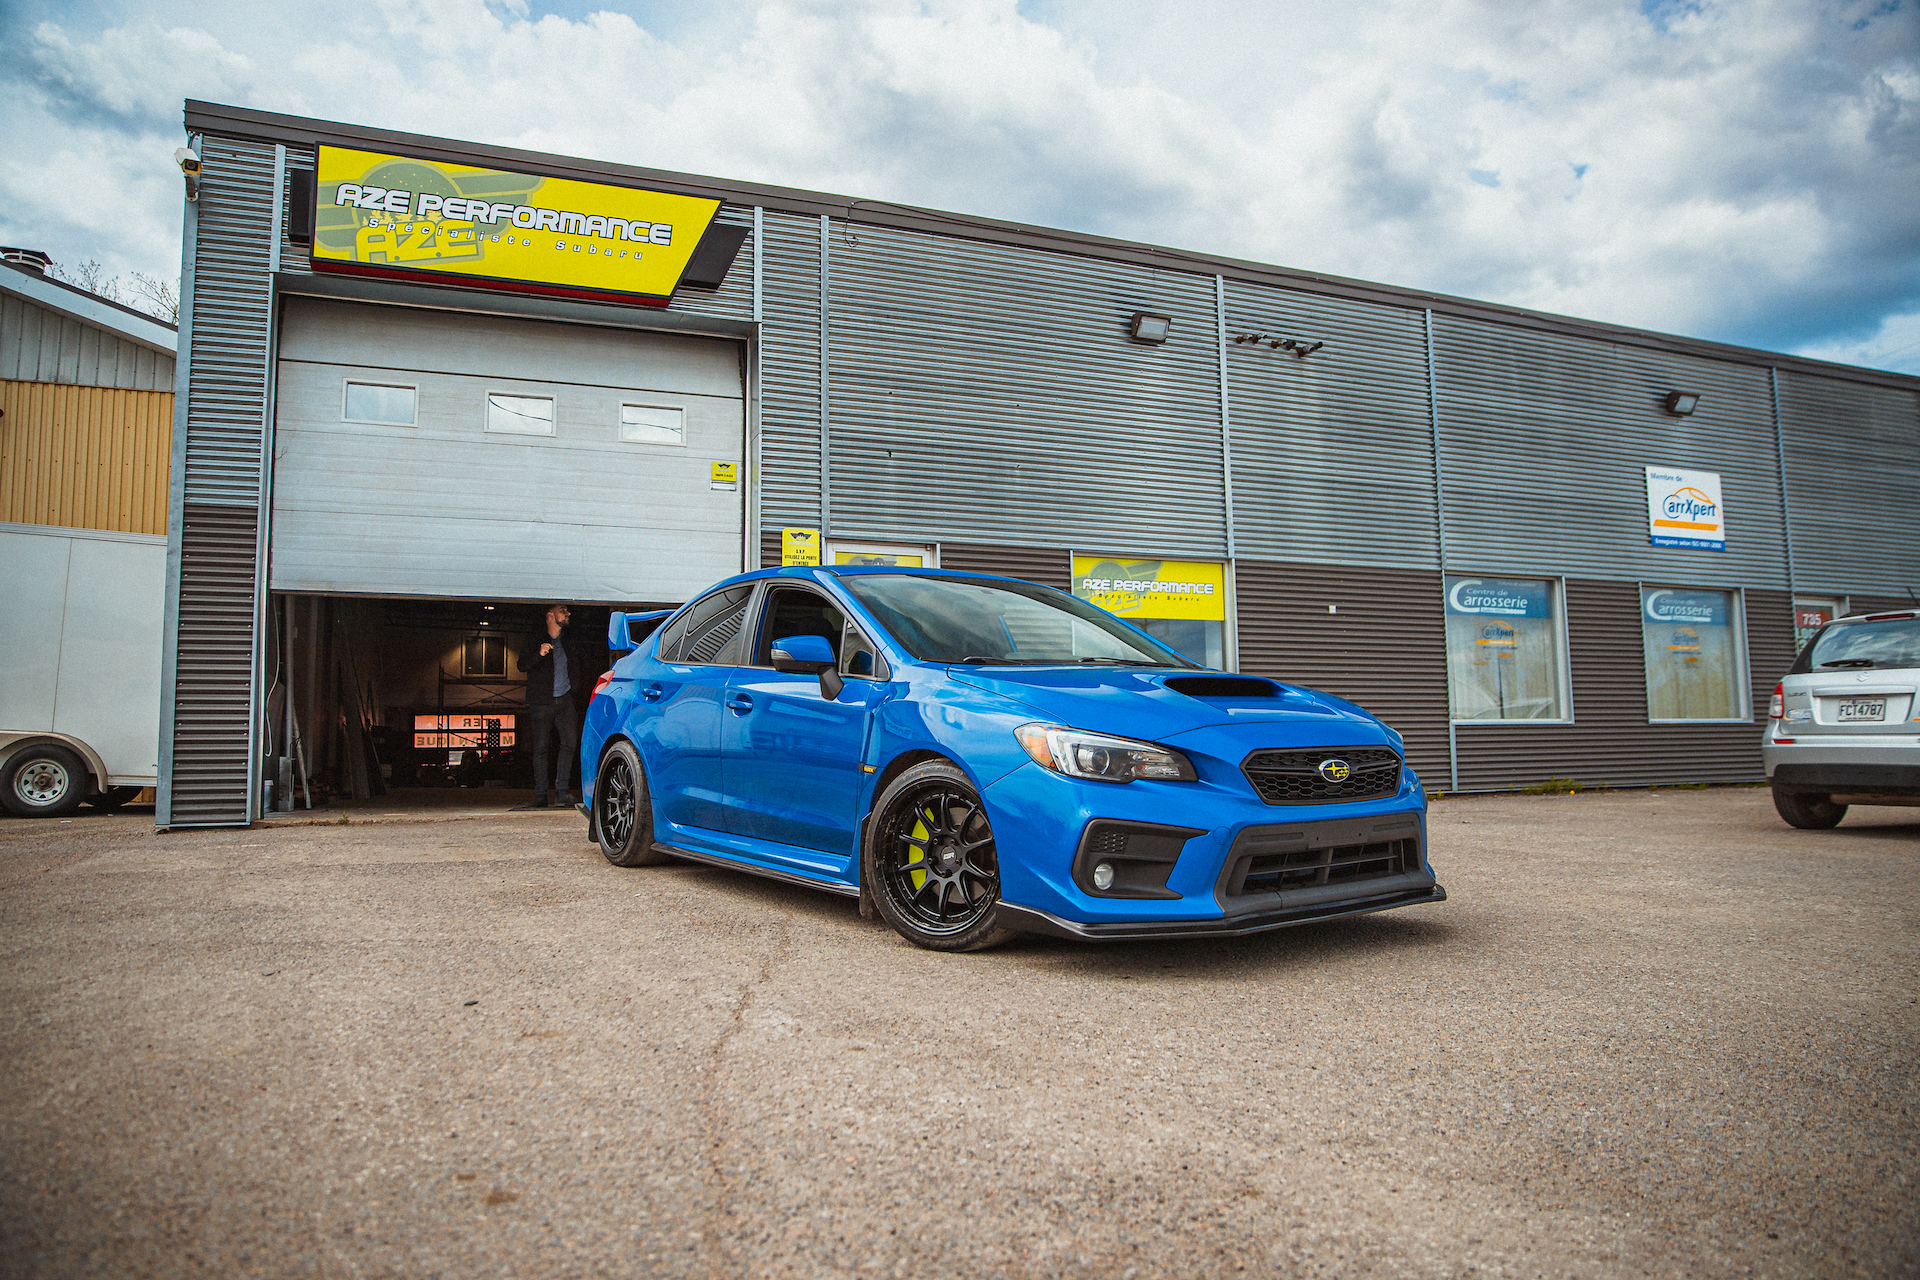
[527,699,580,799]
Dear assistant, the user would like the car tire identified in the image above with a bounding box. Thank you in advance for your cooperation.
[2,745,89,819]
[84,786,142,812]
[864,760,1016,952]
[1772,784,1847,830]
[595,740,671,867]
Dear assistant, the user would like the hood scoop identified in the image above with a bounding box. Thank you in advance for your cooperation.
[1163,676,1278,698]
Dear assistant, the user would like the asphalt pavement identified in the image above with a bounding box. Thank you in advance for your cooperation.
[2,787,1916,1278]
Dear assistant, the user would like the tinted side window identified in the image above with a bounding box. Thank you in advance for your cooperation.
[659,586,754,665]
[840,619,887,679]
[757,588,845,665]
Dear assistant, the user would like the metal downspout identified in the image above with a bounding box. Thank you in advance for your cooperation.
[819,214,831,537]
[1424,309,1459,795]
[1769,367,1797,600]
[156,133,203,828]
[1215,275,1238,671]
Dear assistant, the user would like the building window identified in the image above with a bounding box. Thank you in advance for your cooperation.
[486,393,556,436]
[343,381,416,425]
[1444,576,1568,722]
[1642,586,1748,722]
[464,633,506,677]
[1793,597,1845,653]
[620,404,685,445]
[1072,554,1227,669]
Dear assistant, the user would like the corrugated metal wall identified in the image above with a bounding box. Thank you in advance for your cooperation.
[0,379,172,534]
[165,134,280,826]
[1226,284,1438,569]
[1432,315,1789,589]
[0,290,175,390]
[825,222,1225,557]
[1776,371,1920,599]
[1452,582,1793,790]
[936,542,1072,591]
[758,211,823,529]
[1233,559,1450,788]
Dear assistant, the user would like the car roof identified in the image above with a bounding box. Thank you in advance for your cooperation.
[719,565,1042,588]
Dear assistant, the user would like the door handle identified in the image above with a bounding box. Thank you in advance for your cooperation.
[641,683,664,702]
[725,693,754,714]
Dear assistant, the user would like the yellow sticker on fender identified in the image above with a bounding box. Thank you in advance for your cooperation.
[311,146,720,306]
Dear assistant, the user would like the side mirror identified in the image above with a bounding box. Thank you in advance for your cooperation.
[770,634,844,701]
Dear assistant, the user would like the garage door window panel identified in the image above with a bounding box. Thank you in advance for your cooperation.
[343,381,417,426]
[486,393,556,436]
[621,404,685,446]
[1641,586,1748,722]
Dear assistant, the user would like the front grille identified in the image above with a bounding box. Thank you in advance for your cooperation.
[1230,837,1414,896]
[1241,746,1402,805]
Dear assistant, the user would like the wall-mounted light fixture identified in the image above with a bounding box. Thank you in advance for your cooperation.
[1663,391,1701,416]
[1129,312,1172,344]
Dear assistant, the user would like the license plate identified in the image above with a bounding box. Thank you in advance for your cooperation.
[1836,698,1886,722]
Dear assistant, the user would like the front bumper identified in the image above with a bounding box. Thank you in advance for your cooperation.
[982,759,1441,931]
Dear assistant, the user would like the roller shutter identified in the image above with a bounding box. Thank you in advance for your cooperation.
[269,296,744,603]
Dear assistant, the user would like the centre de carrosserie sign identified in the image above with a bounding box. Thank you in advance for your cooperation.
[310,145,725,306]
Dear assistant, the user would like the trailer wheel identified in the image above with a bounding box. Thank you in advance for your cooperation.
[2,745,89,819]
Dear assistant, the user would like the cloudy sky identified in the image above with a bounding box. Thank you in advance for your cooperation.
[3,0,1916,372]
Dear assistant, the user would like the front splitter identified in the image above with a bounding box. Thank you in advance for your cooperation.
[994,883,1447,942]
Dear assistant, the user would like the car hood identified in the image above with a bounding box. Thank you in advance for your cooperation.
[943,666,1383,742]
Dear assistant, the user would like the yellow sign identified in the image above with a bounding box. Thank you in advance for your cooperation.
[1072,556,1226,622]
[311,146,721,306]
[710,461,738,490]
[781,528,821,566]
[833,551,925,567]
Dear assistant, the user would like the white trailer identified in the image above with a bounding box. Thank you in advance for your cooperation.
[0,523,165,818]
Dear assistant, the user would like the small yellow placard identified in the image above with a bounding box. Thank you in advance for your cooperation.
[1072,556,1226,621]
[710,461,738,490]
[833,551,925,567]
[311,145,720,306]
[781,528,822,566]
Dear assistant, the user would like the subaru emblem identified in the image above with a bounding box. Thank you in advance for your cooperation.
[1319,758,1350,783]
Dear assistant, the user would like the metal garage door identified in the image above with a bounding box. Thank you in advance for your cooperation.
[270,297,744,602]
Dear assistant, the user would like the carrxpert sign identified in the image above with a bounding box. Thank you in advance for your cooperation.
[310,146,731,306]
[1645,466,1726,551]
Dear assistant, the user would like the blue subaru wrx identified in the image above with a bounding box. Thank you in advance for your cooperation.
[580,567,1445,951]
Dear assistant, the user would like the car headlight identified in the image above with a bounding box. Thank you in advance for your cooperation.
[1014,723,1198,783]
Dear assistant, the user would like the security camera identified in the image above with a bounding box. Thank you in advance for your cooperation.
[174,146,202,201]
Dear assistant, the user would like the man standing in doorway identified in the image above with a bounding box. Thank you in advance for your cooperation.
[516,602,579,810]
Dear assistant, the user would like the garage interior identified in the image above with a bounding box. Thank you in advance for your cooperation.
[261,594,673,811]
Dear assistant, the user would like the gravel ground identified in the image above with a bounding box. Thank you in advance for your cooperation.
[1,788,1915,1278]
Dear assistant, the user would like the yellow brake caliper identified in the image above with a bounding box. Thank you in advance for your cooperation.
[908,811,932,891]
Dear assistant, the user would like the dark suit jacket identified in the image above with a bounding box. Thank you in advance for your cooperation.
[518,625,582,708]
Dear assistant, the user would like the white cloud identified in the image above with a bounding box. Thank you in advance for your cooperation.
[0,0,1913,372]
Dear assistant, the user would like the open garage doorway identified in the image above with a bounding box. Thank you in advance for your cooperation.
[262,593,671,818]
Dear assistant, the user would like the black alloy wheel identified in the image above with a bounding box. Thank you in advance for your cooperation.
[865,761,1015,952]
[596,741,670,866]
[1,745,88,819]
[1772,785,1847,830]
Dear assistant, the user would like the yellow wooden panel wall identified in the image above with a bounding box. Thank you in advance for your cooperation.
[0,378,174,535]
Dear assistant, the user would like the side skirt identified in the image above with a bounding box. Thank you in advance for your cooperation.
[651,841,862,899]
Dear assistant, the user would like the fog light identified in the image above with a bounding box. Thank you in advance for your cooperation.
[1092,862,1116,890]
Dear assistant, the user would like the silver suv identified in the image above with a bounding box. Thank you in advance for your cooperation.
[1764,609,1920,828]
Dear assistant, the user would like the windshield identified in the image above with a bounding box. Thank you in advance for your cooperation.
[1803,615,1920,671]
[838,574,1197,668]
